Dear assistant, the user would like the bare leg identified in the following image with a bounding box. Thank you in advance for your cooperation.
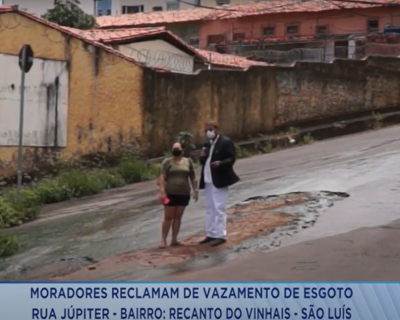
[171,206,186,245]
[160,206,175,248]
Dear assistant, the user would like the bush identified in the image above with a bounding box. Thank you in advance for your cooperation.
[117,158,153,183]
[0,232,19,257]
[0,197,20,228]
[0,158,159,258]
[34,178,74,204]
[96,169,126,190]
[0,189,41,228]
[4,189,42,222]
[57,169,104,198]
[34,168,107,204]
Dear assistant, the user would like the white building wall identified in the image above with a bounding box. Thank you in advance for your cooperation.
[0,54,69,147]
[119,39,194,74]
[2,0,95,16]
[111,0,196,15]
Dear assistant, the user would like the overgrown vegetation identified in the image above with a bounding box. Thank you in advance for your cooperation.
[302,133,315,144]
[0,157,158,257]
[42,0,97,29]
[235,145,252,158]
[176,132,196,156]
[372,112,384,129]
[257,140,273,153]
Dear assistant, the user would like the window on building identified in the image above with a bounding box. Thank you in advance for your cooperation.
[286,25,299,34]
[207,34,225,45]
[97,9,103,16]
[367,19,379,33]
[262,26,275,36]
[216,0,231,5]
[122,5,144,14]
[189,37,200,46]
[153,6,163,11]
[106,9,111,15]
[316,25,328,35]
[166,2,180,10]
[233,33,245,41]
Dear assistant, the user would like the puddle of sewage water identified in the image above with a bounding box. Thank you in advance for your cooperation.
[51,190,349,281]
[159,191,349,276]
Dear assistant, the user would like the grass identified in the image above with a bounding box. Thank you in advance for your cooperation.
[0,157,159,257]
[235,145,252,159]
[257,140,273,154]
[302,133,315,144]
[372,112,384,129]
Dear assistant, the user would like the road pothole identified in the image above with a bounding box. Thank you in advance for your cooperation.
[51,190,349,281]
[228,191,349,254]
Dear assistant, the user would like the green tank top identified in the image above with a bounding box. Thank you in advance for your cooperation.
[161,157,195,195]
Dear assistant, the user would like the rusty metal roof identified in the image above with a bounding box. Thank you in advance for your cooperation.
[96,0,400,28]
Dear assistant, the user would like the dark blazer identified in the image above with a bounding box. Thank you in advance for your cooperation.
[199,134,240,190]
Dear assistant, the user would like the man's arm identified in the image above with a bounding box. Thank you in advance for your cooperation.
[219,138,236,167]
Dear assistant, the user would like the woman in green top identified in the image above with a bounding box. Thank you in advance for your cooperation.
[158,142,198,248]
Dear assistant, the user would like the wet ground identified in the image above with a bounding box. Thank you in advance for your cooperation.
[1,126,400,281]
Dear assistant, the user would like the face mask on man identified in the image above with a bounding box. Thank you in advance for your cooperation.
[206,130,216,140]
[172,148,183,157]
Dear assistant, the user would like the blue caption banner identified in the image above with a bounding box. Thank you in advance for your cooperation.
[1,283,400,320]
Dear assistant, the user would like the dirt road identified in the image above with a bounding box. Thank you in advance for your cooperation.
[1,126,400,281]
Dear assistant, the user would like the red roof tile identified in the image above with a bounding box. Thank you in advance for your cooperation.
[96,8,224,28]
[1,4,266,70]
[0,5,14,12]
[61,26,167,43]
[61,26,199,56]
[62,26,266,69]
[97,0,400,28]
[196,49,267,68]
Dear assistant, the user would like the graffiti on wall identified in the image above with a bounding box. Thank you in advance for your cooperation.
[122,47,194,74]
[0,54,69,147]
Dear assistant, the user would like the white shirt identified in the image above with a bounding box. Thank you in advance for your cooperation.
[204,135,219,183]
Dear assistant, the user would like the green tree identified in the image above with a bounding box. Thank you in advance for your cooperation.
[42,0,97,30]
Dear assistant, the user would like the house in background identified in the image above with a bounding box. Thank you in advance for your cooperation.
[97,0,112,16]
[110,0,252,15]
[0,4,266,176]
[0,0,96,15]
[64,26,266,73]
[97,0,400,63]
[0,0,253,16]
[96,7,220,45]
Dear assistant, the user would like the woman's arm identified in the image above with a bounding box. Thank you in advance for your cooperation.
[189,159,199,201]
[158,159,169,196]
[158,173,166,196]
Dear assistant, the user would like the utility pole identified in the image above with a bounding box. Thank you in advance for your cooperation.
[17,44,34,197]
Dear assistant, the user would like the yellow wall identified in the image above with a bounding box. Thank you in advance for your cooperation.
[142,58,400,156]
[0,12,144,177]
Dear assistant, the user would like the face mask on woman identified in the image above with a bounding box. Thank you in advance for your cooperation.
[172,148,183,157]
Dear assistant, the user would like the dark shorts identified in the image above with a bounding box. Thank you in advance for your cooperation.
[165,194,190,207]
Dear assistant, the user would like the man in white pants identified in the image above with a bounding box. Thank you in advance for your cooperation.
[198,120,239,247]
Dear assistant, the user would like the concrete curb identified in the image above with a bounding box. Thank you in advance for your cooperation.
[147,109,400,164]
